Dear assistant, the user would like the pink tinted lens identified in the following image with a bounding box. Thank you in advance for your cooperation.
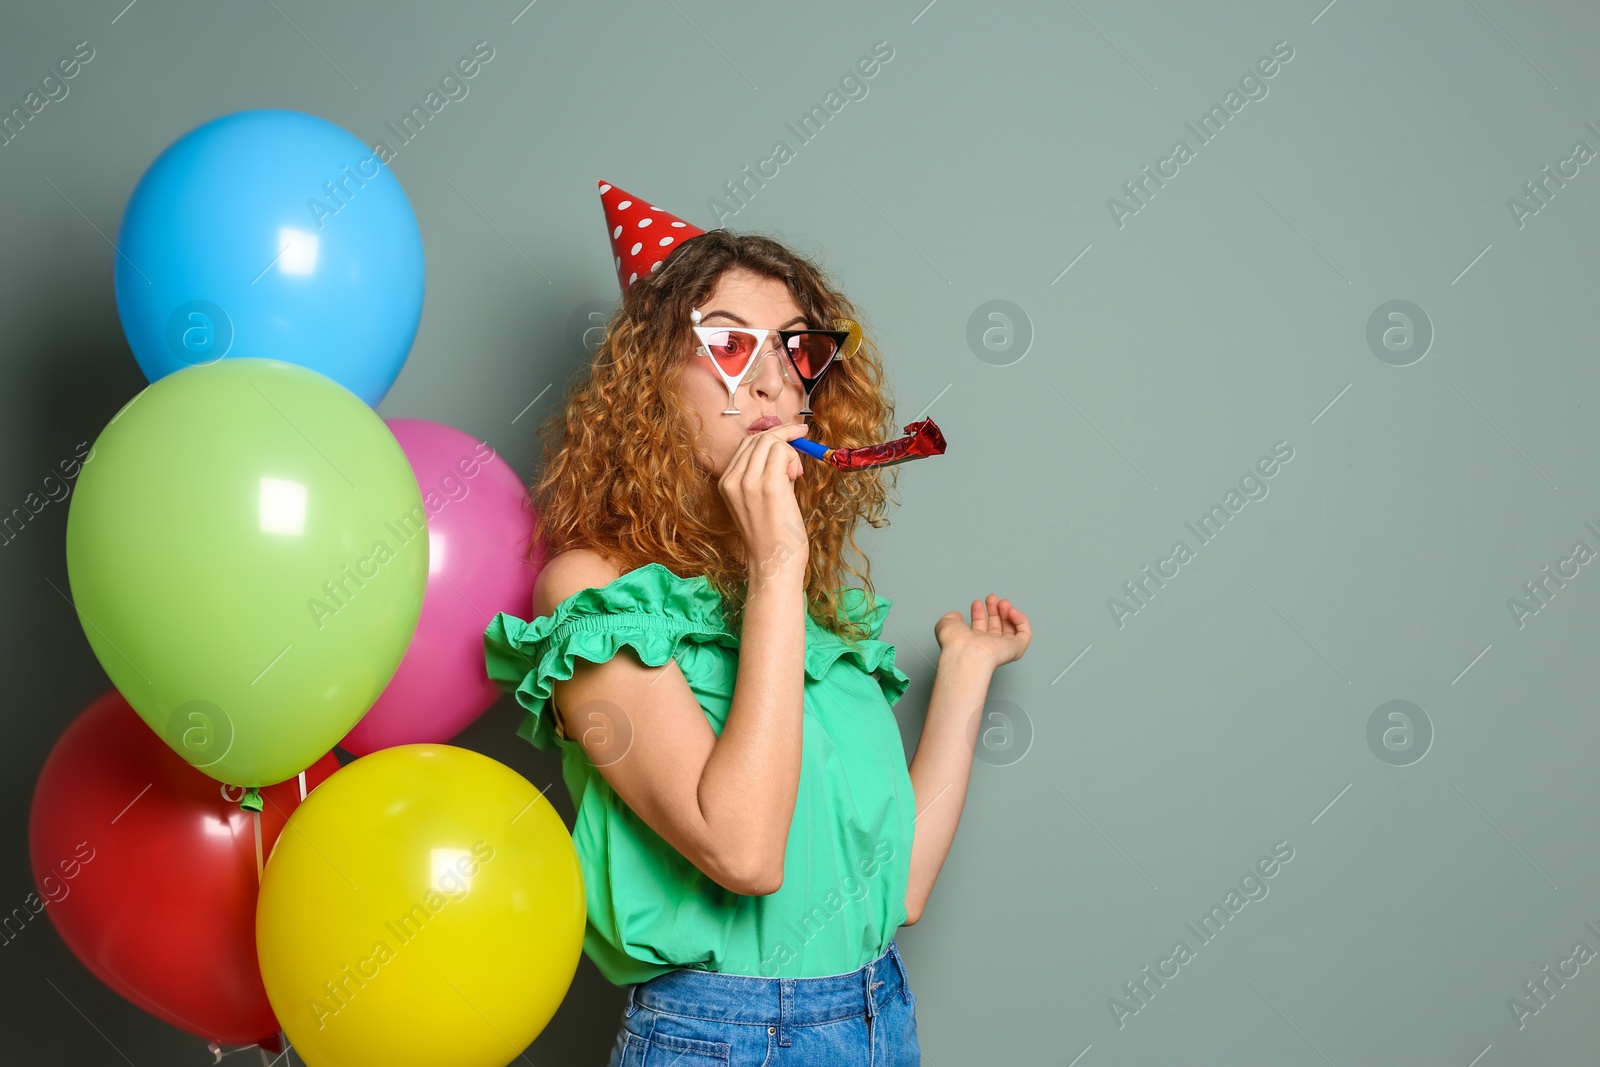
[704,330,759,376]
[784,333,840,379]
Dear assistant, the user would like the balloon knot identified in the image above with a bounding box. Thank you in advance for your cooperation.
[238,787,264,813]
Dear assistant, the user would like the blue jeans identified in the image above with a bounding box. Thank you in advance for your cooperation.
[606,939,921,1066]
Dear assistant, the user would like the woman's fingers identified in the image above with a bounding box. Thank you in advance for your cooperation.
[723,425,808,494]
[751,424,805,482]
[967,595,1026,635]
[744,431,786,495]
[721,429,755,488]
[718,427,812,570]
[949,596,1031,662]
[756,425,808,489]
[777,423,808,480]
[1001,603,1031,647]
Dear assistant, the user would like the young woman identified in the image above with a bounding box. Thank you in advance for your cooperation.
[484,224,1030,1066]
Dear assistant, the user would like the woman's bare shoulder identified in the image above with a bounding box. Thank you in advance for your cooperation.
[532,547,625,618]
[533,549,631,744]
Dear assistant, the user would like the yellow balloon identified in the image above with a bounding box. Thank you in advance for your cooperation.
[256,745,584,1067]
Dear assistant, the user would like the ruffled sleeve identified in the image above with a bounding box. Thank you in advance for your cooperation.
[803,586,912,709]
[483,562,736,752]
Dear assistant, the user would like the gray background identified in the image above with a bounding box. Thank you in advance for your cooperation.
[3,0,1598,1064]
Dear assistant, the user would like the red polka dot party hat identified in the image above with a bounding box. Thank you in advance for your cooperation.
[597,179,705,294]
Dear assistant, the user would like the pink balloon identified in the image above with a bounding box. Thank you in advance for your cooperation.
[339,418,543,755]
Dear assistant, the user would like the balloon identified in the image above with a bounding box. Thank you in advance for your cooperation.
[256,745,584,1067]
[113,108,424,407]
[65,358,428,787]
[340,419,543,756]
[28,688,339,1048]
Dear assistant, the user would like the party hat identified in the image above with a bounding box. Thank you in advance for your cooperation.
[598,180,705,294]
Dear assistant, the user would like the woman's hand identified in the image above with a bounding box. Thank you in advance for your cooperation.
[718,422,812,584]
[934,594,1032,671]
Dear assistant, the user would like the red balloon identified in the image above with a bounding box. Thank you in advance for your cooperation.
[28,688,340,1048]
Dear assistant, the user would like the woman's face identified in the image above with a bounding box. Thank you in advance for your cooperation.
[680,268,810,477]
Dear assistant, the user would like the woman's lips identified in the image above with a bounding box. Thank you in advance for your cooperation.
[746,415,782,434]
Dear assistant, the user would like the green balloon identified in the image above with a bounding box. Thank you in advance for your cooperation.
[66,359,427,787]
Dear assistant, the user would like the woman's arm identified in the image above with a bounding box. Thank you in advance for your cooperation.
[695,558,807,893]
[538,547,806,897]
[902,647,994,924]
[903,593,1032,925]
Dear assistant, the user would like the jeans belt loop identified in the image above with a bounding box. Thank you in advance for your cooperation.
[777,977,794,1047]
[889,940,912,1003]
[624,983,637,1017]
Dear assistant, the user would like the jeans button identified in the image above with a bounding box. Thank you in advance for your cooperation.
[768,1026,776,1035]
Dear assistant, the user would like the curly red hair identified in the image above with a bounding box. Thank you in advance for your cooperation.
[524,229,901,646]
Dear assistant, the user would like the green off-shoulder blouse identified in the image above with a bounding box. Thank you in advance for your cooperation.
[482,561,916,987]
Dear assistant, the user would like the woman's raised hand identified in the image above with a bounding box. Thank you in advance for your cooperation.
[718,423,812,584]
[934,594,1032,671]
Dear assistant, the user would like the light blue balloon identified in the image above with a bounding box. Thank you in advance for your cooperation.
[114,109,424,408]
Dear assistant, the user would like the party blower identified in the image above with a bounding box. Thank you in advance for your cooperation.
[789,414,947,471]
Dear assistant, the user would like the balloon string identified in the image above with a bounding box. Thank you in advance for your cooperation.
[207,1039,278,1064]
[252,808,264,883]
